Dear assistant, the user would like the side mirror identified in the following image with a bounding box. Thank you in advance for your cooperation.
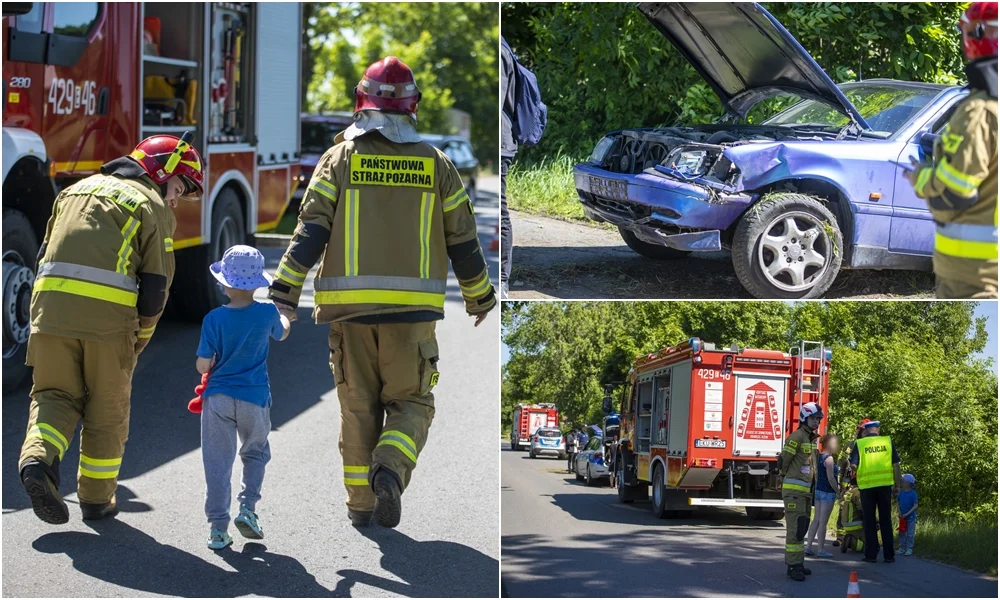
[2,3,33,16]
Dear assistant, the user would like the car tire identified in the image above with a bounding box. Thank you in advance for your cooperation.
[172,188,246,320]
[2,209,38,394]
[586,465,595,487]
[619,227,691,260]
[731,192,843,299]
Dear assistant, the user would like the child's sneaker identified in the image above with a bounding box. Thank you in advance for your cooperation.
[207,529,232,550]
[904,549,913,556]
[234,504,264,539]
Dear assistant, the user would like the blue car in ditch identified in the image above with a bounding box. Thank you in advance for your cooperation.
[575,2,968,298]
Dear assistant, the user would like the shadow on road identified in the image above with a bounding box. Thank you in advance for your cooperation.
[331,528,499,598]
[32,519,331,597]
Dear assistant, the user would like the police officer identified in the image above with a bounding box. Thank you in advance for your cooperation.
[269,57,496,529]
[19,133,203,524]
[779,401,823,581]
[850,420,901,563]
[906,2,998,298]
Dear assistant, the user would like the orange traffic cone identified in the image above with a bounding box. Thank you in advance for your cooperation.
[846,571,861,598]
[488,225,499,252]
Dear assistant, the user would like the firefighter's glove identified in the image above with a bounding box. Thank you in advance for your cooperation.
[188,372,209,414]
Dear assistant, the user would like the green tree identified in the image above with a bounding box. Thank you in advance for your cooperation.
[304,2,498,166]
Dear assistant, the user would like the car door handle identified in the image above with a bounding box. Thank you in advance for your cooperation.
[97,87,110,116]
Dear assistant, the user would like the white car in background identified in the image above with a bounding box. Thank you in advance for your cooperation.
[529,428,566,459]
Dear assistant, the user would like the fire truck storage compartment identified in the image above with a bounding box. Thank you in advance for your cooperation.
[732,373,787,458]
[636,380,652,452]
[208,3,253,143]
[141,3,204,139]
[254,2,300,167]
[667,361,691,455]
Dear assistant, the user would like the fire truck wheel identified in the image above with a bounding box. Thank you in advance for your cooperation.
[172,189,246,320]
[2,210,37,394]
[652,465,669,519]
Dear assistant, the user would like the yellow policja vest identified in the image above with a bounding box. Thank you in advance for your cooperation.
[855,435,894,489]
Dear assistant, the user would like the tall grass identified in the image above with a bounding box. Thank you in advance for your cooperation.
[818,500,997,575]
[507,155,587,221]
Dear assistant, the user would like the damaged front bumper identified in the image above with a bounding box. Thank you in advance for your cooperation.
[574,163,753,252]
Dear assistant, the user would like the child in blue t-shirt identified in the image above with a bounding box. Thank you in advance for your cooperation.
[897,473,918,556]
[196,245,290,550]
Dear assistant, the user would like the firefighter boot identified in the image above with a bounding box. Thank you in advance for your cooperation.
[372,468,403,528]
[787,565,806,582]
[81,494,119,521]
[20,459,69,525]
[348,510,373,528]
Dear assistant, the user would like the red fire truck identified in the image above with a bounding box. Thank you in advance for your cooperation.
[610,339,830,520]
[510,403,560,451]
[2,2,301,390]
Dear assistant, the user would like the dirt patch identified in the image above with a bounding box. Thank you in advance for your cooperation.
[506,211,935,300]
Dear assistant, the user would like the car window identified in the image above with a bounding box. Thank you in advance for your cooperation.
[762,84,942,136]
[536,428,561,438]
[14,3,43,34]
[586,437,602,451]
[301,121,346,154]
[52,2,99,37]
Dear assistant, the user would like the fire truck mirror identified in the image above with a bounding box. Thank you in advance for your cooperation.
[3,3,33,17]
[601,395,613,414]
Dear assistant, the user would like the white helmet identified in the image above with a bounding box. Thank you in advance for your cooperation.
[800,402,824,421]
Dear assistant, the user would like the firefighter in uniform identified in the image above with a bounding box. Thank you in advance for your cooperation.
[269,57,496,529]
[778,401,823,581]
[906,2,998,299]
[837,477,865,554]
[18,133,203,524]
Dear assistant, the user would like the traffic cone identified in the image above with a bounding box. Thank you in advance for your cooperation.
[488,226,499,252]
[846,571,861,598]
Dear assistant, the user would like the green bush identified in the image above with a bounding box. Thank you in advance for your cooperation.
[502,2,969,161]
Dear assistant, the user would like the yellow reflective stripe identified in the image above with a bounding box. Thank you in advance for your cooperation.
[344,189,359,276]
[344,478,369,486]
[27,424,69,458]
[935,157,982,196]
[115,217,140,275]
[164,237,174,253]
[786,543,804,551]
[419,192,435,278]
[79,455,122,479]
[276,262,307,286]
[34,277,139,306]
[935,232,998,260]
[442,187,469,212]
[344,465,369,473]
[914,166,933,196]
[138,326,156,339]
[460,272,491,298]
[377,430,418,463]
[343,464,369,485]
[314,289,444,308]
[310,178,338,202]
[782,482,812,493]
[80,455,122,467]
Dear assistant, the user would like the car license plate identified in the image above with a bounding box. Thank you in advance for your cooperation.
[542,439,555,445]
[589,176,628,201]
[694,439,726,448]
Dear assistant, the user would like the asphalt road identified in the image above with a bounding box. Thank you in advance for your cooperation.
[1,176,500,598]
[506,210,935,300]
[500,446,997,598]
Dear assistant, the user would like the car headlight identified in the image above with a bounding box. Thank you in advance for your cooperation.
[671,149,708,176]
[589,136,615,164]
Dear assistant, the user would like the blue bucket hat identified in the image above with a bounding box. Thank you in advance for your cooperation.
[210,245,272,290]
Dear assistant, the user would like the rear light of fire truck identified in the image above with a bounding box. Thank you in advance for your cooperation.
[692,458,718,468]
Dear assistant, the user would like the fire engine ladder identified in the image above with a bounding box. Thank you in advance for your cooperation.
[791,340,825,406]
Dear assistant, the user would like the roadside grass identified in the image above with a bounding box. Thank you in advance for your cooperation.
[508,155,588,221]
[820,502,997,576]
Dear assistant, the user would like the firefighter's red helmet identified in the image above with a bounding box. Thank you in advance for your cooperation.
[354,56,421,119]
[960,2,998,60]
[130,132,205,199]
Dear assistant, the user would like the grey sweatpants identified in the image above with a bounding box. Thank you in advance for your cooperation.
[201,394,272,531]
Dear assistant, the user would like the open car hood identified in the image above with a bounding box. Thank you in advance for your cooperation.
[638,2,871,130]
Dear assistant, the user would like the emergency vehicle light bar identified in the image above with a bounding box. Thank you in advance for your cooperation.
[688,498,785,508]
[735,357,791,365]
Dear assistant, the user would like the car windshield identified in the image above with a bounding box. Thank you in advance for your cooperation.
[302,121,347,154]
[762,83,942,137]
[536,428,561,438]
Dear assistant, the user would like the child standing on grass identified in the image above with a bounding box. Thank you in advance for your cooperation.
[196,245,290,550]
[897,473,918,556]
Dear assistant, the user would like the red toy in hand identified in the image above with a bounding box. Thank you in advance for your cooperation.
[189,372,209,414]
[898,517,907,533]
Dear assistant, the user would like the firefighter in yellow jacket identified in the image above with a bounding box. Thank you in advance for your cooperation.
[18,133,204,524]
[907,2,998,299]
[269,57,496,529]
[778,401,823,581]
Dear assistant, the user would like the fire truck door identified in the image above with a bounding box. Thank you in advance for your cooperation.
[41,2,111,175]
[4,3,46,131]
[733,374,787,457]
